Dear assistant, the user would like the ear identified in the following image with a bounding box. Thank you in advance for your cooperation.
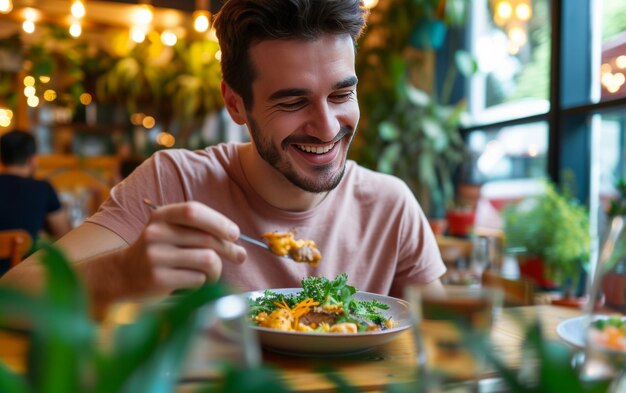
[221,81,247,125]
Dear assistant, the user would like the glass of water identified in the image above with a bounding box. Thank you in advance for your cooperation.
[405,285,503,390]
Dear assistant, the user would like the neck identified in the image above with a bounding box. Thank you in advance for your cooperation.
[238,143,327,212]
[1,165,32,177]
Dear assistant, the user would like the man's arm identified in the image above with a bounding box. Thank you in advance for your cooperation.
[1,202,248,315]
[45,208,72,239]
[1,223,129,314]
[420,277,445,294]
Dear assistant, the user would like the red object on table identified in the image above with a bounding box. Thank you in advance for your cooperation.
[446,209,476,237]
[518,256,558,290]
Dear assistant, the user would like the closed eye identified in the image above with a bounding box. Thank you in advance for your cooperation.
[331,91,355,102]
[277,99,307,111]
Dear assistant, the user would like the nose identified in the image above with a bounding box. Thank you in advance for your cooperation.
[307,101,340,141]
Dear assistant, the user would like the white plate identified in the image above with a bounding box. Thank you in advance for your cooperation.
[556,315,626,349]
[556,315,587,348]
[246,288,412,356]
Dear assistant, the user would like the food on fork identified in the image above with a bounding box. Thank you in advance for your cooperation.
[262,230,322,266]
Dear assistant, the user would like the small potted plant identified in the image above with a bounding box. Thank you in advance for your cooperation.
[502,180,591,297]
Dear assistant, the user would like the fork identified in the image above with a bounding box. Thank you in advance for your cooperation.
[142,198,277,256]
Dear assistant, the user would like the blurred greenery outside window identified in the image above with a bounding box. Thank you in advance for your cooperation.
[463,0,550,186]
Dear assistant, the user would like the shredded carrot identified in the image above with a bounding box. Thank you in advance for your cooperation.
[273,298,320,329]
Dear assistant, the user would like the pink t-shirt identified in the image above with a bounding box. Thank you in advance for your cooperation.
[87,143,445,298]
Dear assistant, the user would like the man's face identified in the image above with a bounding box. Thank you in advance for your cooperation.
[245,34,359,193]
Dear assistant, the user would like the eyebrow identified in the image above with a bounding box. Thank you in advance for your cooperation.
[268,76,358,101]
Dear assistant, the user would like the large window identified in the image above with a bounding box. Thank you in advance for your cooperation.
[600,0,626,101]
[459,0,626,273]
[469,0,551,125]
[463,0,551,187]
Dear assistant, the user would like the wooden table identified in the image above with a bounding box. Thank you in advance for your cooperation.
[180,305,582,392]
[0,305,583,392]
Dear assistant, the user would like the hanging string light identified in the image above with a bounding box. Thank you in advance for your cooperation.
[70,0,86,19]
[193,0,211,33]
[21,7,40,34]
[0,0,12,14]
[131,0,154,43]
[491,0,533,55]
[69,0,85,38]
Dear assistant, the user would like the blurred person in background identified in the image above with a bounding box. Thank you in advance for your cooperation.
[0,129,70,275]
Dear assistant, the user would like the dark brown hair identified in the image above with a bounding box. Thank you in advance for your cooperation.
[0,130,36,166]
[214,0,367,109]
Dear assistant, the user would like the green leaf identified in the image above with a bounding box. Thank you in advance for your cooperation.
[405,85,430,107]
[0,362,29,393]
[454,50,478,77]
[95,284,228,393]
[378,121,400,141]
[378,143,402,174]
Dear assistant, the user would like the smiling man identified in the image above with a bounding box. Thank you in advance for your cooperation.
[1,0,445,312]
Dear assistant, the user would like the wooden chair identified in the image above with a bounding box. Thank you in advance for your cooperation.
[481,269,535,307]
[436,235,473,267]
[0,229,33,268]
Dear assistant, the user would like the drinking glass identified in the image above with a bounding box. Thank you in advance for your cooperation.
[578,215,626,388]
[102,293,261,385]
[405,285,503,390]
[180,293,261,381]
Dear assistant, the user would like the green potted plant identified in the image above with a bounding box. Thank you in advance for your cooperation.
[502,180,591,296]
[352,0,476,231]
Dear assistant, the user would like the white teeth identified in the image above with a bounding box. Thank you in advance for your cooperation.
[297,143,335,154]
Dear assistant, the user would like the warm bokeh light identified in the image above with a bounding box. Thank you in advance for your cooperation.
[161,30,177,46]
[130,26,146,43]
[69,21,82,37]
[495,0,513,21]
[130,112,145,126]
[602,71,626,94]
[23,86,35,97]
[22,7,40,22]
[23,75,35,86]
[156,131,175,147]
[363,0,379,9]
[133,4,154,26]
[0,108,13,127]
[27,95,39,107]
[193,10,210,33]
[142,115,156,129]
[22,20,35,34]
[0,0,12,14]
[617,55,626,70]
[515,2,532,21]
[79,92,92,105]
[39,75,50,83]
[43,89,57,101]
[70,0,85,19]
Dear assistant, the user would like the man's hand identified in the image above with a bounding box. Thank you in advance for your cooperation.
[122,201,247,296]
